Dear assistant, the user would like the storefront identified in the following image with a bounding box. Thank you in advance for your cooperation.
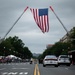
[68,50,75,65]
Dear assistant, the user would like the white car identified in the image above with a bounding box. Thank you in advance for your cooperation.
[43,55,58,67]
[58,55,71,66]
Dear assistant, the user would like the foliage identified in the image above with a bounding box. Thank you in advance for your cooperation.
[69,27,75,49]
[39,27,75,59]
[0,36,33,59]
[39,42,71,59]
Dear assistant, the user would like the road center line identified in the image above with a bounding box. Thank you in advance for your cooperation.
[34,64,40,75]
[34,64,37,75]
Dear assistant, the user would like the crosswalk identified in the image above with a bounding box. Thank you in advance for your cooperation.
[1,72,28,75]
[0,63,29,65]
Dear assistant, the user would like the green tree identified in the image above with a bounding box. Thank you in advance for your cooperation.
[0,36,33,59]
[42,42,70,57]
[70,27,75,49]
[23,47,33,59]
[0,38,13,56]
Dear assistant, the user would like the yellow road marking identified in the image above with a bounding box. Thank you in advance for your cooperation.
[34,64,40,75]
[34,64,37,75]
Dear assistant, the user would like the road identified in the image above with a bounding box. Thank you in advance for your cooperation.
[0,62,34,75]
[0,62,75,75]
[38,64,75,75]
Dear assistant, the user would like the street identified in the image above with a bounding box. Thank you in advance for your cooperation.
[39,64,75,75]
[0,62,75,75]
[0,63,35,75]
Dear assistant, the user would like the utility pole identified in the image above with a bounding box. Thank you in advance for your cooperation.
[0,7,28,44]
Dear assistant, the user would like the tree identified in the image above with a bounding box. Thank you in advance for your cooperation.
[0,38,13,56]
[23,47,33,59]
[41,42,70,57]
[40,27,75,58]
[69,27,75,49]
[0,36,33,59]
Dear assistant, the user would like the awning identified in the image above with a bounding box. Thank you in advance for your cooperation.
[68,50,75,54]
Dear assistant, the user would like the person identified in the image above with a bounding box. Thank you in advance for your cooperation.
[30,58,33,64]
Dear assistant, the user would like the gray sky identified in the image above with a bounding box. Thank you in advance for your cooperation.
[0,0,75,53]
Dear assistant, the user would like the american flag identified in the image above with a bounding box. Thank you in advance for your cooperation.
[30,8,49,33]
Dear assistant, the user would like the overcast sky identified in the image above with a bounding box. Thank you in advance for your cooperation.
[0,0,75,53]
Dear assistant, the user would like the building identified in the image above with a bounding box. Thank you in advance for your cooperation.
[60,28,74,43]
[60,28,75,64]
[60,34,69,43]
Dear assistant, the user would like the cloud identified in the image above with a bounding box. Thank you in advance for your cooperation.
[0,0,75,53]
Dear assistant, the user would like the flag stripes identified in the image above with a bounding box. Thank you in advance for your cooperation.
[30,8,49,33]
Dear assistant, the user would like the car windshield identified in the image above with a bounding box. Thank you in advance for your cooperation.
[60,55,68,58]
[45,55,56,59]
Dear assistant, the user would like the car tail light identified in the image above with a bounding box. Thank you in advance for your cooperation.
[45,59,50,61]
[45,59,57,61]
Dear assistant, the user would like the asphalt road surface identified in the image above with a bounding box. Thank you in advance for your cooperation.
[38,64,75,75]
[0,62,75,75]
[0,62,34,75]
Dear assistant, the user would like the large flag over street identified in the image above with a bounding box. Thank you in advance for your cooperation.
[30,8,49,33]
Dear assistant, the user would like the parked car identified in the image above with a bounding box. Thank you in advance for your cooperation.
[58,55,71,66]
[43,55,58,67]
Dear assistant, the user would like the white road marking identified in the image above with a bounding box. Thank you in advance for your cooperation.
[1,72,28,75]
[24,72,28,75]
[2,72,8,75]
[12,68,29,69]
[0,63,28,65]
[65,68,69,70]
[9,72,17,74]
[19,72,23,74]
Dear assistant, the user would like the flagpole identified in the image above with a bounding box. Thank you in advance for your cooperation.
[3,7,29,40]
[50,6,69,35]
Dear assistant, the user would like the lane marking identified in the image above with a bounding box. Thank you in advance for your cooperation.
[65,68,69,70]
[1,72,28,75]
[19,72,23,74]
[12,68,29,69]
[34,64,40,75]
[34,64,37,75]
[24,72,28,75]
[2,72,8,75]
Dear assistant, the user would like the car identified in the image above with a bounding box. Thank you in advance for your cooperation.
[43,55,58,67]
[58,55,71,66]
